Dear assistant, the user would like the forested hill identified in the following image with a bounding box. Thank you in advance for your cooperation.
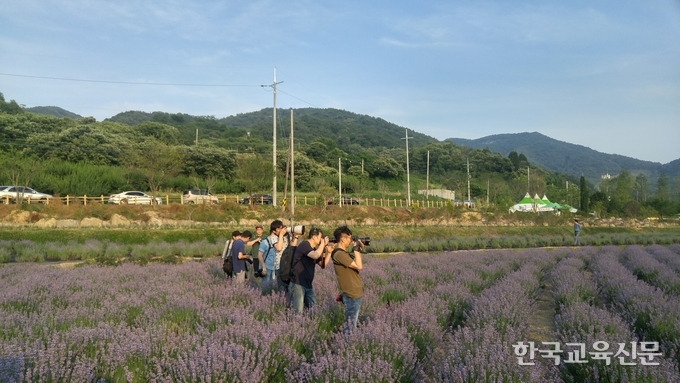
[448,132,676,184]
[106,108,439,152]
[24,106,82,119]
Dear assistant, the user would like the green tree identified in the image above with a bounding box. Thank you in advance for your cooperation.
[612,168,633,209]
[635,173,649,202]
[370,157,403,178]
[655,173,670,201]
[182,145,236,181]
[0,92,25,115]
[236,154,272,205]
[508,151,520,170]
[125,140,182,202]
[135,122,180,145]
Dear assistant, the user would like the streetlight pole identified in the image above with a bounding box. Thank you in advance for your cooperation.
[401,129,413,207]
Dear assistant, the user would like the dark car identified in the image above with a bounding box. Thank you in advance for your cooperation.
[239,194,273,205]
[327,195,360,205]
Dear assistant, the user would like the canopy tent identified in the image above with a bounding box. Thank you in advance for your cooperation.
[509,193,570,214]
[508,193,537,213]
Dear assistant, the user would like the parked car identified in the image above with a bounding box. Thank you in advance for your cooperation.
[0,186,53,204]
[239,194,273,205]
[327,195,360,205]
[107,191,162,205]
[182,189,219,204]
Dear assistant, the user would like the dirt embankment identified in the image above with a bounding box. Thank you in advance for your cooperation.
[0,209,676,230]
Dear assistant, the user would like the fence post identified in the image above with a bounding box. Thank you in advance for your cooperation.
[84,195,87,206]
[101,195,104,204]
[66,195,70,206]
[166,195,169,205]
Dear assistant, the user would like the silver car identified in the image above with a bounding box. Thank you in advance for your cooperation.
[0,186,53,204]
[108,191,163,205]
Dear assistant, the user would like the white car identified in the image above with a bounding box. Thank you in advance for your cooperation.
[108,191,163,205]
[0,186,53,204]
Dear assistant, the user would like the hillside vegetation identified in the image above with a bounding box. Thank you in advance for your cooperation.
[1,91,678,219]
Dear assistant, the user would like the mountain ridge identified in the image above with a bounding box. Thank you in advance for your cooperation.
[447,132,678,184]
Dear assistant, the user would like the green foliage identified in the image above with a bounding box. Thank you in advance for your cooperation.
[182,145,235,180]
[24,105,82,119]
[0,93,24,115]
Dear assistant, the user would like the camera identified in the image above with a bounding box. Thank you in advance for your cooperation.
[289,225,305,236]
[327,235,370,246]
[352,236,371,246]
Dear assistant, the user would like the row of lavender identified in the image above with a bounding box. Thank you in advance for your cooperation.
[2,234,680,264]
[1,245,680,382]
[550,250,680,381]
[590,245,680,372]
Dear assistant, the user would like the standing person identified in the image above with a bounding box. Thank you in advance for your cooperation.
[573,219,582,246]
[258,220,298,292]
[232,231,252,283]
[222,230,241,277]
[331,225,364,332]
[247,224,264,279]
[290,228,332,313]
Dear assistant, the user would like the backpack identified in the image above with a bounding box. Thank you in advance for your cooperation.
[278,244,297,284]
[263,236,296,284]
[221,240,234,277]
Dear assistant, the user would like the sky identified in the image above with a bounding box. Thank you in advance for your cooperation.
[1,0,679,164]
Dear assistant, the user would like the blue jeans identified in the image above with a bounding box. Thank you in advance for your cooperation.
[290,283,316,313]
[341,293,362,333]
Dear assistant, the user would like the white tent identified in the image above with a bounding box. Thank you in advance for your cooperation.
[509,193,559,213]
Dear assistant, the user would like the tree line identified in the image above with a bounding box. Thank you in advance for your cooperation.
[1,92,678,218]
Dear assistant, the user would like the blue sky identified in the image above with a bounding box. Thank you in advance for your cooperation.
[1,0,679,164]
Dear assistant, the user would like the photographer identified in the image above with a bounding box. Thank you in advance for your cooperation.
[331,225,364,333]
[247,224,264,279]
[232,230,253,283]
[258,220,298,292]
[290,228,333,313]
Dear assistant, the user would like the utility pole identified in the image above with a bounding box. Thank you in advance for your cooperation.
[467,157,471,207]
[261,67,283,207]
[290,109,295,218]
[527,167,530,194]
[426,150,430,199]
[401,129,413,206]
[338,157,342,207]
[195,128,198,146]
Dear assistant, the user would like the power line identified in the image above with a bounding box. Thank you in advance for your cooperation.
[0,73,261,87]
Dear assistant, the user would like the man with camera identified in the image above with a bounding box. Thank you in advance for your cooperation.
[247,224,264,279]
[331,225,364,332]
[290,228,333,313]
[258,219,298,292]
[232,230,253,283]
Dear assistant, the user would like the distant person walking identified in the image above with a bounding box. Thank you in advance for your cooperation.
[573,219,581,246]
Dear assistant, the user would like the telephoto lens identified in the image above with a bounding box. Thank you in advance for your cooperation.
[352,236,371,246]
[290,225,306,235]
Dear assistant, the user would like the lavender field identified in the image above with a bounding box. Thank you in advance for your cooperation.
[2,244,680,382]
